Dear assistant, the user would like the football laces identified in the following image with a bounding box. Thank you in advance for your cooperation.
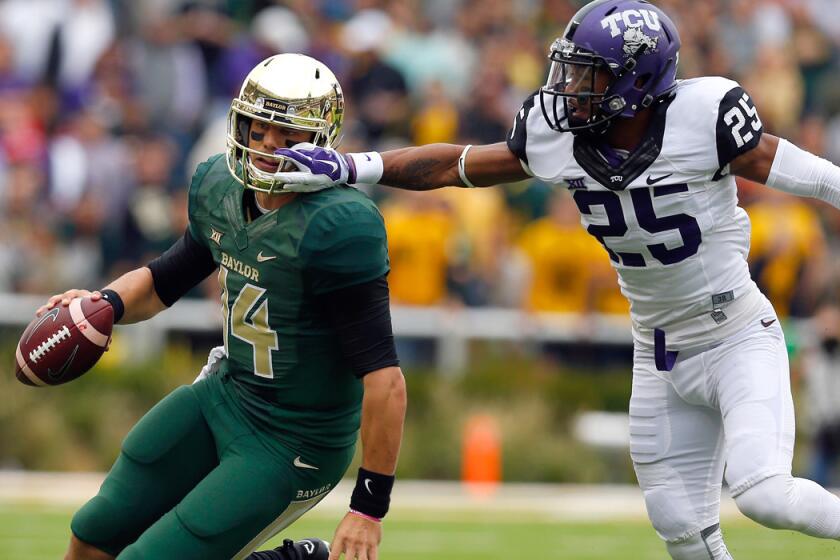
[29,326,71,363]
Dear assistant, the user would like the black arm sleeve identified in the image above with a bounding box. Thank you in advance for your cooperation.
[321,275,400,378]
[147,229,218,307]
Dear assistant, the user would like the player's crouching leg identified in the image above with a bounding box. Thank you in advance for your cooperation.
[68,494,130,560]
[733,474,840,538]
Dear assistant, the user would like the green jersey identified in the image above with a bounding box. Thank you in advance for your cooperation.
[187,154,390,449]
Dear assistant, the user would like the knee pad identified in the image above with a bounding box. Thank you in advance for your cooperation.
[641,482,705,542]
[665,524,733,560]
[70,495,130,557]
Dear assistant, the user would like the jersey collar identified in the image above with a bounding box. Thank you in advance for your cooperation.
[572,94,675,191]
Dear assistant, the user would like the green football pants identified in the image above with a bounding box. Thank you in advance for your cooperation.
[71,376,354,559]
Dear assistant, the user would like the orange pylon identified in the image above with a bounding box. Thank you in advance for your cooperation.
[461,413,501,496]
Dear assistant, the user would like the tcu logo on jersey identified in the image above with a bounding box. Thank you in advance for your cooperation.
[601,9,661,38]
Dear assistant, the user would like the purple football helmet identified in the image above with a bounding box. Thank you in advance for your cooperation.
[540,0,681,134]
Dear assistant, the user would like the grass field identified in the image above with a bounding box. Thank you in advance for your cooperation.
[3,503,840,560]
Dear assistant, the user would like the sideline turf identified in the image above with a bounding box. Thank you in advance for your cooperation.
[2,504,838,559]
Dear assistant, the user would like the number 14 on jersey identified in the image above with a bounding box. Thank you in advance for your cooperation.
[219,267,279,378]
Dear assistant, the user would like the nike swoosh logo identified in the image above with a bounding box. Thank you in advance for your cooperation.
[28,307,60,344]
[47,344,79,381]
[761,318,776,328]
[364,478,373,494]
[364,154,372,161]
[646,173,674,185]
[293,456,319,470]
[323,160,339,174]
[256,252,277,262]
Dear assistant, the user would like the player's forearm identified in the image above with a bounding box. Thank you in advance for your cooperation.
[377,141,531,190]
[359,366,407,474]
[379,144,466,190]
[104,267,167,324]
[734,134,840,209]
[765,138,840,209]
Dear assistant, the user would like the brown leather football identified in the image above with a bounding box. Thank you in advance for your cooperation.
[14,297,114,386]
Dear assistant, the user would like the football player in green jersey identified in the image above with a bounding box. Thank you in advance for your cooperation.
[39,54,406,560]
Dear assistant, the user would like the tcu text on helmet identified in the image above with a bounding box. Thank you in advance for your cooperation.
[601,9,661,38]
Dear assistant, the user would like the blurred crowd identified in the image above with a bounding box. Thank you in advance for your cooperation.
[2,0,840,320]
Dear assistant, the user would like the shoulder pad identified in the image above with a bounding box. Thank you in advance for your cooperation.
[508,94,576,184]
[301,191,385,251]
[674,77,741,108]
[662,77,761,176]
[299,190,389,293]
[187,153,232,242]
[507,90,540,167]
[189,154,225,210]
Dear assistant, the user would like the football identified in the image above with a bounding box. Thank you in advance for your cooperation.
[14,297,114,387]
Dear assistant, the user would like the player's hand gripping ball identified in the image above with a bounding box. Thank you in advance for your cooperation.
[15,296,113,386]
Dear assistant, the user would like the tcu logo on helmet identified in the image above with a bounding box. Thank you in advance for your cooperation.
[600,9,661,38]
[623,27,659,55]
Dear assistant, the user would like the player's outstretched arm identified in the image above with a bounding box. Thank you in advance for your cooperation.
[37,228,218,325]
[330,366,406,560]
[36,267,165,325]
[102,268,168,323]
[732,133,840,209]
[379,142,531,190]
[275,141,530,192]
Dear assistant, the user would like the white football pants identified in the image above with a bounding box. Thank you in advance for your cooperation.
[630,307,840,559]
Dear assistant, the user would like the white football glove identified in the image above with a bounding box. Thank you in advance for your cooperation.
[193,346,227,384]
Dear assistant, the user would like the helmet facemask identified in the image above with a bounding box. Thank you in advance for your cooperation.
[540,38,631,134]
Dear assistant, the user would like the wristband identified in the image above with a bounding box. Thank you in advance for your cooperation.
[348,509,382,523]
[349,467,394,519]
[99,289,125,323]
[458,144,477,188]
[347,152,384,185]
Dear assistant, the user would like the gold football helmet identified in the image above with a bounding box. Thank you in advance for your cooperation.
[226,54,344,194]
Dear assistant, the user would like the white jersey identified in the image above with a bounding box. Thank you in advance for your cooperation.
[508,77,768,349]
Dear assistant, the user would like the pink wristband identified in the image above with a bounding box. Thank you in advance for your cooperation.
[349,509,382,523]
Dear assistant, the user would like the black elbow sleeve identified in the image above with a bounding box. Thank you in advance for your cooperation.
[147,229,217,306]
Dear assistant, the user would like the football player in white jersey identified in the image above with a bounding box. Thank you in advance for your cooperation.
[271,0,840,558]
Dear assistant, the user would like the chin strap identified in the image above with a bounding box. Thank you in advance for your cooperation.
[641,56,677,109]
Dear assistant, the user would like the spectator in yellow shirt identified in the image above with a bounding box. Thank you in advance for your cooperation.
[381,190,455,306]
[747,188,826,317]
[518,190,624,314]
